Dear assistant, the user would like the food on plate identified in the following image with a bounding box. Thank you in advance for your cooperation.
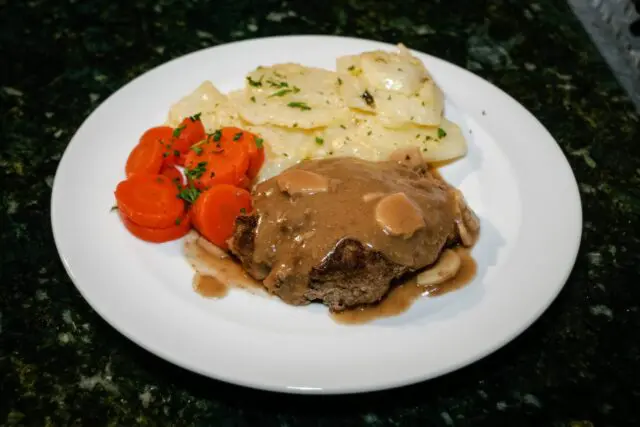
[190,184,252,249]
[112,43,479,321]
[336,44,443,128]
[115,174,185,229]
[233,63,349,129]
[227,157,479,311]
[165,44,467,181]
[113,118,258,245]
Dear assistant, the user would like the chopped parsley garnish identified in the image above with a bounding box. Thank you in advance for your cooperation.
[287,102,311,111]
[188,112,202,122]
[255,137,264,148]
[175,217,182,225]
[239,208,247,214]
[184,161,207,180]
[173,150,180,157]
[172,125,186,138]
[361,90,375,107]
[250,96,256,103]
[437,128,447,138]
[347,65,355,71]
[210,129,222,141]
[339,124,346,129]
[267,79,289,88]
[178,186,200,204]
[268,88,293,98]
[337,77,343,85]
[315,137,324,145]
[190,139,207,154]
[233,132,243,141]
[246,75,263,87]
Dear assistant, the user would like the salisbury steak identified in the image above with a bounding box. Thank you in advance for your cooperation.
[228,157,478,311]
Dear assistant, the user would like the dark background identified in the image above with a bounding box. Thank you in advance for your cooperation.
[1,0,639,425]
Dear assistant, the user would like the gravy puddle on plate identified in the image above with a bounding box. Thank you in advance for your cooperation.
[331,247,476,324]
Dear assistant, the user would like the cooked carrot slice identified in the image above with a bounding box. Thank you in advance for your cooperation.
[160,165,185,188]
[191,184,252,249]
[237,175,251,190]
[119,211,191,243]
[163,115,206,166]
[220,127,265,179]
[125,126,172,177]
[183,135,249,190]
[115,174,185,228]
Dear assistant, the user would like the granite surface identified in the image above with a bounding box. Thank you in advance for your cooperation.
[1,0,639,425]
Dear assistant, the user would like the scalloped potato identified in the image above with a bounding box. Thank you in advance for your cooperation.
[165,44,467,182]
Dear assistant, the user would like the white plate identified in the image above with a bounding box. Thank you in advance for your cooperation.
[51,35,582,394]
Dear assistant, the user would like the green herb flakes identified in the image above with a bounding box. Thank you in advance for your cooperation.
[178,186,200,204]
[172,125,186,138]
[184,161,207,180]
[287,102,311,111]
[246,75,263,87]
[268,88,293,98]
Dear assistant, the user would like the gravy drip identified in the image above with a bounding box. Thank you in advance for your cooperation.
[332,247,477,324]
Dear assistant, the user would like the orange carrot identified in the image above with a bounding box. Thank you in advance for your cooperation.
[119,211,191,243]
[164,115,206,166]
[191,184,252,249]
[125,126,172,177]
[183,132,249,190]
[220,127,265,179]
[160,165,185,188]
[115,174,185,228]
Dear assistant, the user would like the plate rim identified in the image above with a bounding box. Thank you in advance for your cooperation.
[51,34,583,394]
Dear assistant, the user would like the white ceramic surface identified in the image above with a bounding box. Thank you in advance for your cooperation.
[51,35,582,394]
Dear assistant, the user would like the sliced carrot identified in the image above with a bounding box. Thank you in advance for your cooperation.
[160,165,185,188]
[237,175,251,190]
[119,211,191,243]
[183,135,249,190]
[220,127,265,179]
[125,126,172,177]
[115,174,185,228]
[165,115,206,166]
[191,184,252,249]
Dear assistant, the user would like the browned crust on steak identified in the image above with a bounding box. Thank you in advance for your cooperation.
[307,238,410,310]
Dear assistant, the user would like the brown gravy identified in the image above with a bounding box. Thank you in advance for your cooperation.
[187,235,263,298]
[332,247,476,324]
[194,273,228,298]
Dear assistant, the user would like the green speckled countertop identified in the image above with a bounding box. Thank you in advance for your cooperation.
[1,0,639,425]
